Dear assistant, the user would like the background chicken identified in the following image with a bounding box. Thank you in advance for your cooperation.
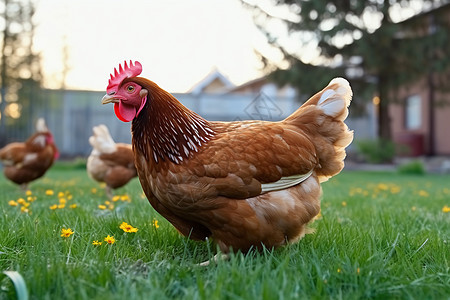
[0,118,59,190]
[87,124,137,198]
[102,61,353,255]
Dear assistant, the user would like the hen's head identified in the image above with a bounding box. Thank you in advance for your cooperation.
[101,61,148,122]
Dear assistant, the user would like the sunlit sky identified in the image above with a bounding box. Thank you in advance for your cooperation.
[33,0,274,93]
[32,0,429,93]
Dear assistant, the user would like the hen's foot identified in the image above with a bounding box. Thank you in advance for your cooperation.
[198,253,229,267]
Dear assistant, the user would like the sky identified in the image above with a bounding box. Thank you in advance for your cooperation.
[32,0,428,94]
[33,0,274,93]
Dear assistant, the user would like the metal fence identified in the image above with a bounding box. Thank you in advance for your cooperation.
[2,89,376,157]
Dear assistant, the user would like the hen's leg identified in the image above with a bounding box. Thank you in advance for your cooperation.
[198,253,229,267]
[105,186,113,199]
[20,183,28,192]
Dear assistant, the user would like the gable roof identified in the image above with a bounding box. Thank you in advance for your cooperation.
[188,69,235,94]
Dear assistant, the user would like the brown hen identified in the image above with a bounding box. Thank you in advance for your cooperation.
[0,118,59,190]
[101,61,353,254]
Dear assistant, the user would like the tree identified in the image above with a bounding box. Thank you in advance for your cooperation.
[0,0,41,145]
[242,0,450,140]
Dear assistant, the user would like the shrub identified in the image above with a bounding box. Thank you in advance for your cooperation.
[397,160,426,175]
[356,139,396,164]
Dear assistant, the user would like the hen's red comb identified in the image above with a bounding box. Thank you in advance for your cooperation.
[107,60,142,93]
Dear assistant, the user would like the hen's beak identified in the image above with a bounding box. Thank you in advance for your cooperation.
[101,94,119,105]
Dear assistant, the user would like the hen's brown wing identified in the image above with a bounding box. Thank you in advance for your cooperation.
[95,144,136,189]
[161,121,318,203]
[0,143,27,166]
[99,143,135,169]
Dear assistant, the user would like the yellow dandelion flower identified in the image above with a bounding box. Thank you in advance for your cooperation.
[91,188,97,194]
[112,195,120,202]
[337,268,342,273]
[104,235,115,244]
[99,183,106,188]
[377,183,388,191]
[57,204,65,209]
[70,204,77,209]
[108,204,115,210]
[49,204,58,210]
[27,196,36,202]
[58,192,65,198]
[22,202,30,208]
[17,198,26,205]
[152,219,160,229]
[390,186,401,194]
[92,240,102,246]
[341,201,347,207]
[348,188,357,196]
[442,205,450,213]
[98,204,107,210]
[120,195,130,202]
[20,206,30,213]
[8,200,18,207]
[357,268,360,274]
[105,201,111,205]
[119,222,138,233]
[45,189,54,196]
[61,228,74,238]
[67,194,73,200]
[418,190,429,197]
[59,198,66,204]
[120,222,128,229]
[26,190,32,196]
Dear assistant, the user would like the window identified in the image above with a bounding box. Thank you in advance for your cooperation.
[405,95,421,130]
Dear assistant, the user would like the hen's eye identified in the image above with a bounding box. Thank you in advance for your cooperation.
[127,85,135,92]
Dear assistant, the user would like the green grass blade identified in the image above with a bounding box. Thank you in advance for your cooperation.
[2,271,29,300]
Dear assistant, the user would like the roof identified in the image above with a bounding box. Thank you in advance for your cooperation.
[226,76,268,94]
[188,69,235,94]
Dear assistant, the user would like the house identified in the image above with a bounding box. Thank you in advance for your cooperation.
[190,70,298,98]
[188,69,235,94]
[226,76,297,98]
[389,4,450,156]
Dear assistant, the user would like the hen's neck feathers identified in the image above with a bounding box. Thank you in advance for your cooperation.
[131,77,215,165]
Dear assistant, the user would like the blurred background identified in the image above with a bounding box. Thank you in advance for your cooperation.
[0,0,449,169]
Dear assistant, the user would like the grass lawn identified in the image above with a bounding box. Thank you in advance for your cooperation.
[0,162,449,299]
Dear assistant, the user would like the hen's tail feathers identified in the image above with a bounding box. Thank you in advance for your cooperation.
[286,78,354,182]
[317,78,352,121]
[35,118,48,133]
[89,124,117,154]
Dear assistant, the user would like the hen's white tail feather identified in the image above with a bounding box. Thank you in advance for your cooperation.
[318,78,352,121]
[35,118,48,133]
[89,124,116,154]
[283,77,354,182]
